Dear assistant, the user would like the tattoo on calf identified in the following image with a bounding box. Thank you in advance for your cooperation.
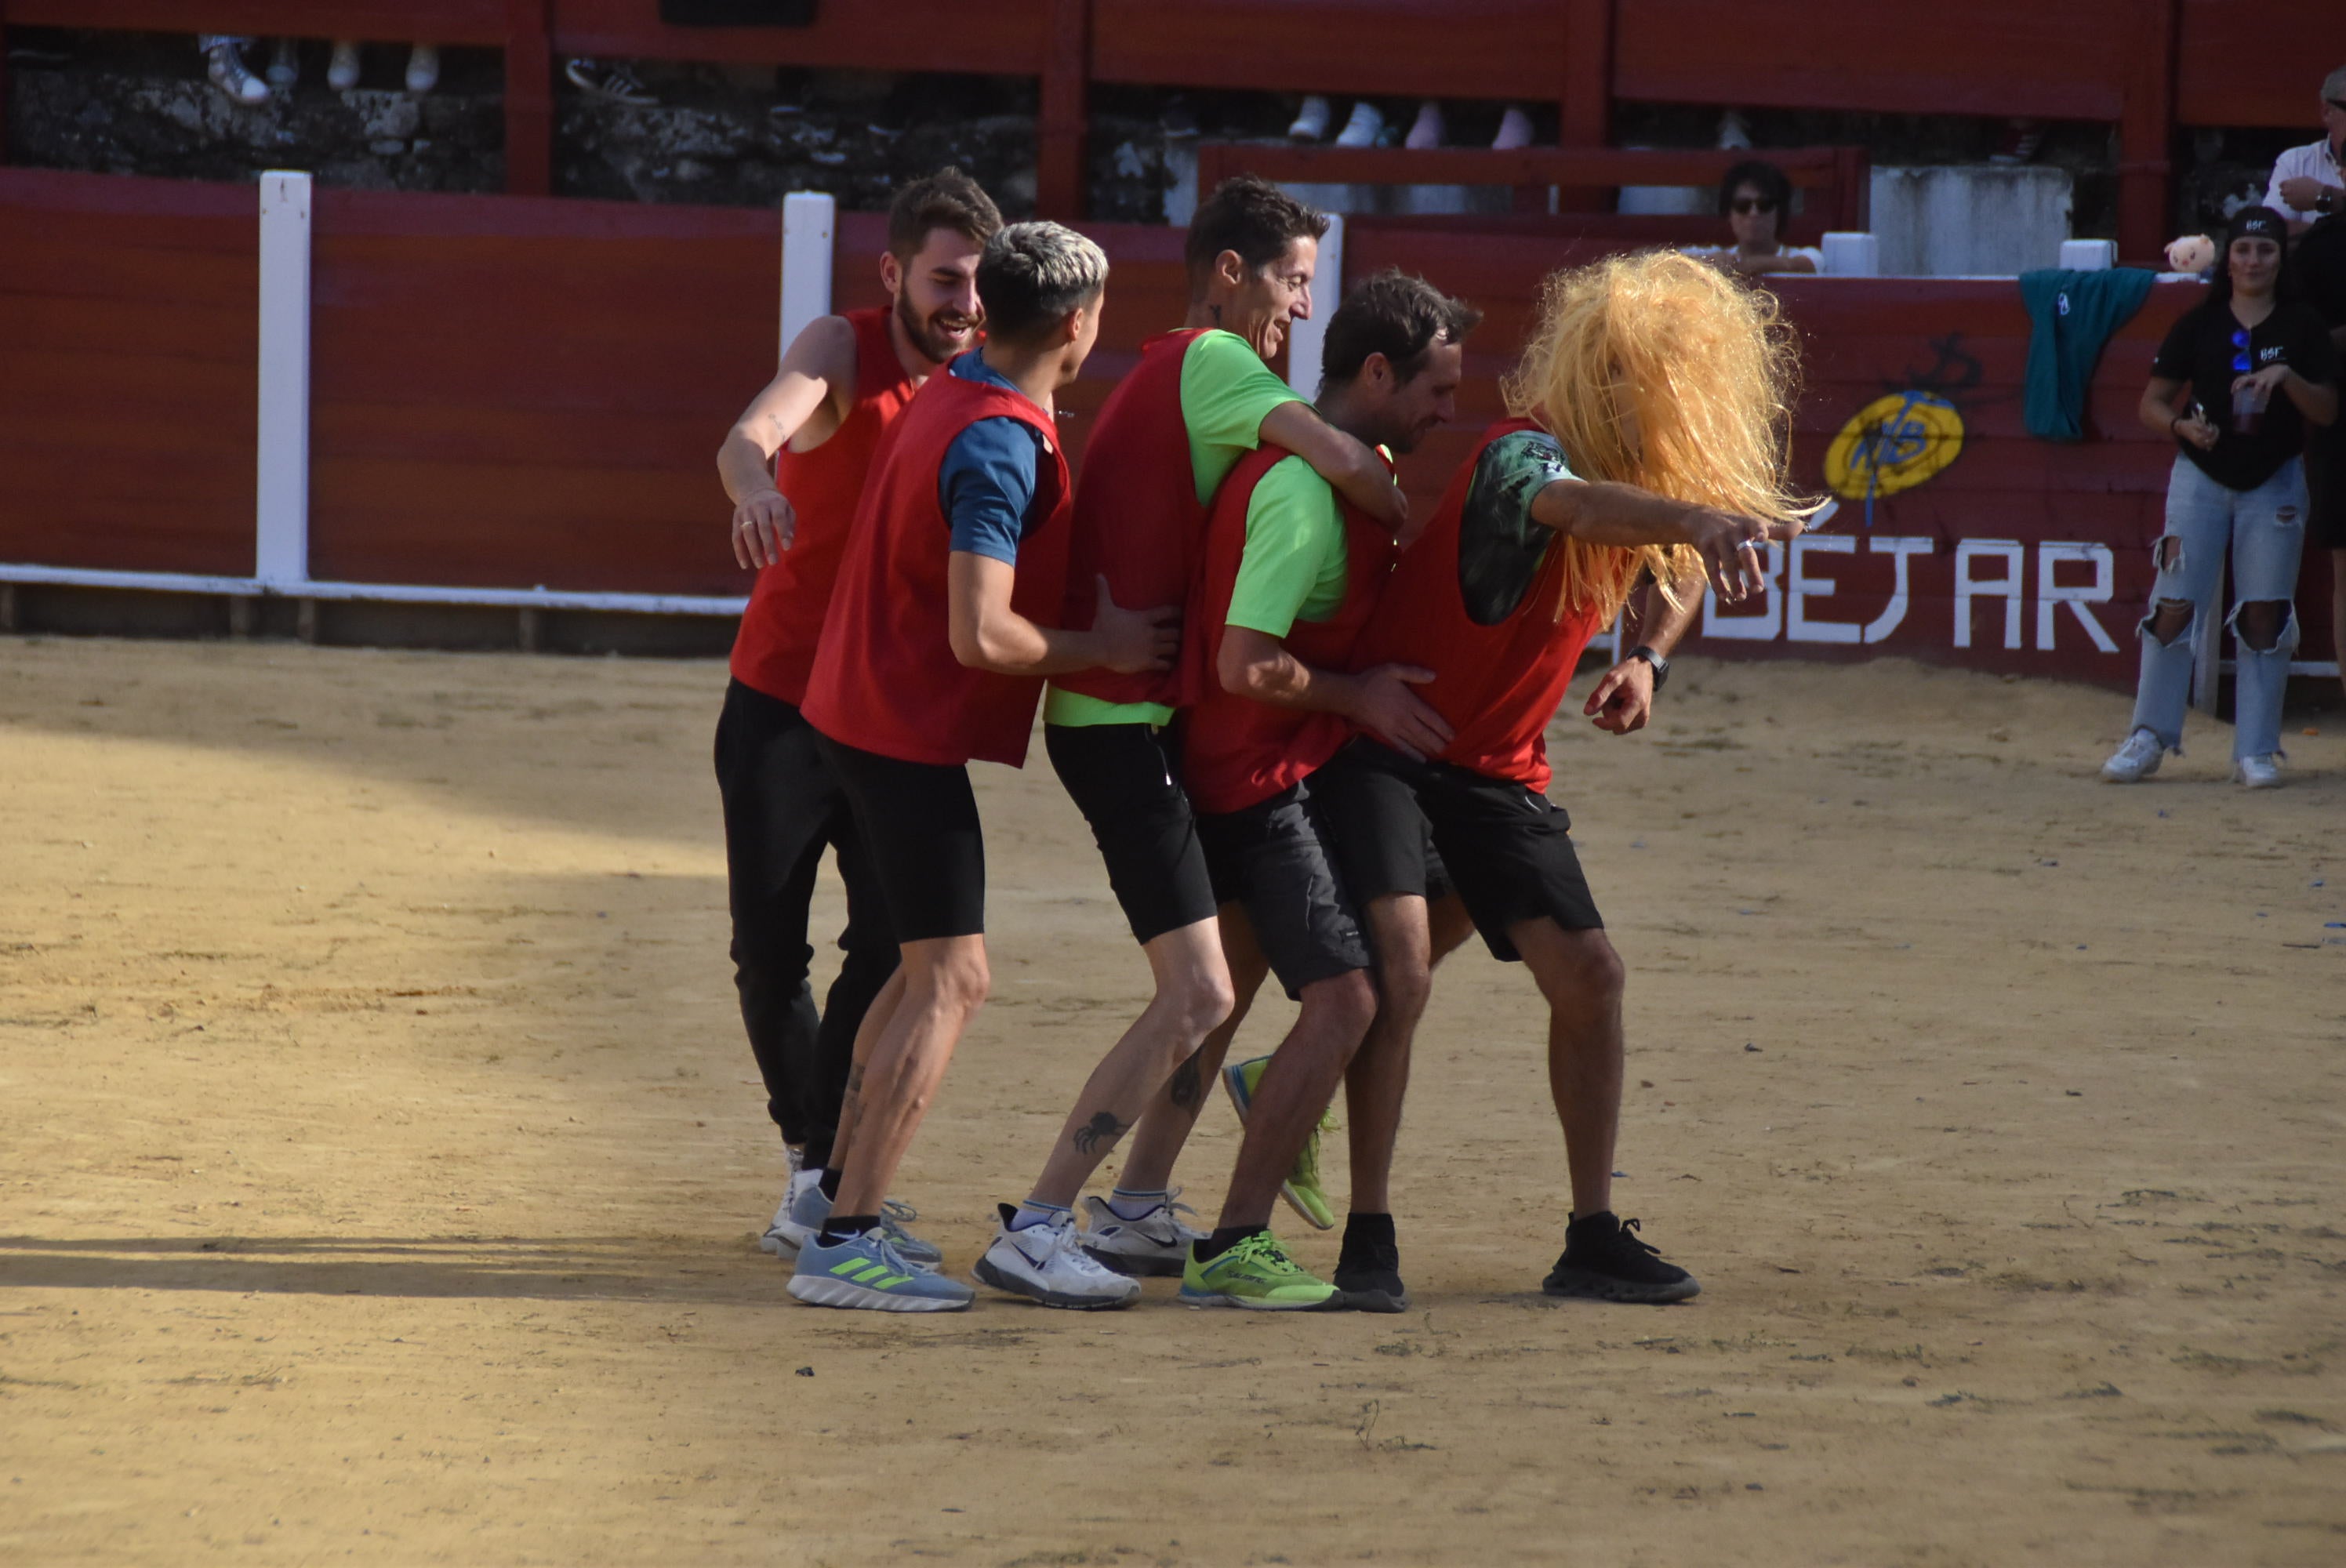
[1071,1111,1129,1155]
[1169,1055,1203,1110]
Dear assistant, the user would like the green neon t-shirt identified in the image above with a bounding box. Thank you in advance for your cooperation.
[1044,329,1308,728]
[1226,455,1349,636]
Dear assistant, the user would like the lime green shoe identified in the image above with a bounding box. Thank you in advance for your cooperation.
[1178,1230,1348,1310]
[1222,1055,1337,1230]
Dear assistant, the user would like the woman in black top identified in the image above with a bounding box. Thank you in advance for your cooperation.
[2102,207,2339,788]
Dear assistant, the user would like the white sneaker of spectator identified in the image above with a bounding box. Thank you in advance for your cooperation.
[566,58,658,107]
[1491,103,1534,150]
[204,39,271,107]
[1335,100,1385,148]
[1287,94,1331,142]
[328,39,361,90]
[1404,100,1444,150]
[267,37,299,87]
[406,44,440,95]
[1716,108,1752,151]
[2235,753,2283,789]
[2099,728,2165,782]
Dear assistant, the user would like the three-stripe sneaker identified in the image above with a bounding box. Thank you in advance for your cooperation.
[971,1205,1141,1310]
[1178,1230,1349,1311]
[787,1228,975,1312]
[1222,1056,1337,1230]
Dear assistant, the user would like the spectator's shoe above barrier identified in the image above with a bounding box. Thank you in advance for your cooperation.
[205,41,271,107]
[267,38,300,87]
[1160,95,1199,141]
[1334,100,1385,149]
[1491,104,1534,151]
[2100,728,2165,783]
[406,45,441,96]
[1716,108,1752,151]
[1287,95,1331,142]
[2236,753,2284,789]
[327,39,361,90]
[1404,100,1445,150]
[1990,118,2046,165]
[566,58,659,107]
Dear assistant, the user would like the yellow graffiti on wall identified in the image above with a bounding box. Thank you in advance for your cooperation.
[1824,391,1965,510]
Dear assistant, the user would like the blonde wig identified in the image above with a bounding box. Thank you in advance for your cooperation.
[1499,249,1809,622]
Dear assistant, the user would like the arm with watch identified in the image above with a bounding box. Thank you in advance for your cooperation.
[1582,567,1705,735]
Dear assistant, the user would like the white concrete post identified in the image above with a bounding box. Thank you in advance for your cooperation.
[1287,212,1343,395]
[1820,232,1879,277]
[2058,238,2117,270]
[780,191,836,362]
[256,171,313,588]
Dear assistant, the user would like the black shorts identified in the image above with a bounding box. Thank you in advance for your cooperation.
[1313,737,1602,964]
[815,732,986,944]
[2310,423,2346,551]
[1195,778,1372,1000]
[1044,721,1218,945]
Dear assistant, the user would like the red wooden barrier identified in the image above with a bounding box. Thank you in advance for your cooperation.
[0,168,256,576]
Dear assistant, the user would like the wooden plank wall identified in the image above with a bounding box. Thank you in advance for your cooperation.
[0,168,257,575]
[1088,0,1569,100]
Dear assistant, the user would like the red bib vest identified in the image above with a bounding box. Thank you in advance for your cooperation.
[802,364,1073,769]
[1182,445,1396,815]
[1053,328,1211,710]
[1346,418,1614,793]
[728,307,917,706]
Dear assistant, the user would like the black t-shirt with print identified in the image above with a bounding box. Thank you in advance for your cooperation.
[2151,297,2337,491]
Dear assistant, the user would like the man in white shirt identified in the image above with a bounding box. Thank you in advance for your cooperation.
[2266,65,2346,234]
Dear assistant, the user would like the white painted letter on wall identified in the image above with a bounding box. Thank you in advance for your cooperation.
[1862,535,1934,644]
[2035,542,2119,654]
[1787,535,1860,644]
[1702,543,1784,641]
[1953,539,2025,650]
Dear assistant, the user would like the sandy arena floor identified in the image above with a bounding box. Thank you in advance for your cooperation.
[1,634,2341,1566]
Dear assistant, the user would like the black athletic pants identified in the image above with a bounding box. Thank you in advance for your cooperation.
[712,679,898,1166]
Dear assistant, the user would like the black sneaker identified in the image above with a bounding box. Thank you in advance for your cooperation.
[1333,1212,1409,1312]
[1542,1213,1700,1304]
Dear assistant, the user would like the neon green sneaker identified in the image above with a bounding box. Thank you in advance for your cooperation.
[1222,1055,1337,1230]
[1178,1230,1347,1311]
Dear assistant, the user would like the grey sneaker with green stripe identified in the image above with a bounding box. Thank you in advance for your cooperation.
[787,1229,974,1312]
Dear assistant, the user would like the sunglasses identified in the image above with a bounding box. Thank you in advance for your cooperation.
[2327,96,2346,112]
[2232,326,2251,376]
[1731,196,1780,215]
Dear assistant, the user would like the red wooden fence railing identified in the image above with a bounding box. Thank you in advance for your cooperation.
[0,2,2330,261]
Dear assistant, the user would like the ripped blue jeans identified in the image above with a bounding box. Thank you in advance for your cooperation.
[2128,456,2306,760]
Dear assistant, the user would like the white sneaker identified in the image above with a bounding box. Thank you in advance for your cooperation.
[327,39,361,91]
[1334,100,1385,148]
[206,42,271,107]
[1287,94,1331,142]
[1491,103,1534,151]
[1716,108,1752,151]
[1079,1192,1204,1278]
[267,38,300,87]
[405,44,440,95]
[972,1206,1141,1309]
[1404,100,1445,150]
[2100,728,2165,782]
[2236,753,2283,789]
[760,1165,821,1256]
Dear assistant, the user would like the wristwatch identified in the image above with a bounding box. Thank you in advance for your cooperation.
[2319,187,2337,215]
[1629,644,1670,691]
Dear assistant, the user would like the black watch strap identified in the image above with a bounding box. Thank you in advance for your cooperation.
[1629,644,1670,691]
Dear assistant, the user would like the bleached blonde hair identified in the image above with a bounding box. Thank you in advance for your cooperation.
[1499,250,1809,622]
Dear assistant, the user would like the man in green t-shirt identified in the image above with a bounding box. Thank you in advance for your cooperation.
[973,180,1411,1310]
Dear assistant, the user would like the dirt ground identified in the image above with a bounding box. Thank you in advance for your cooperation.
[2,634,2341,1567]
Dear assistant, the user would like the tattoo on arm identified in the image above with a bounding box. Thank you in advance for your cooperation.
[1168,1055,1203,1110]
[1071,1110,1130,1155]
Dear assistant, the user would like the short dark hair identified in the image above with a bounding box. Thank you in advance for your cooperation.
[888,167,1002,260]
[1184,176,1330,297]
[976,221,1109,343]
[1718,159,1794,216]
[1319,270,1480,391]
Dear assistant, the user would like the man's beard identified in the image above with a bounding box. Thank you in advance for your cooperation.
[898,292,973,365]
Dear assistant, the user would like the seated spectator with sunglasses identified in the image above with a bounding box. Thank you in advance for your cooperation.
[2265,65,2344,236]
[2103,207,2338,790]
[1684,160,1820,277]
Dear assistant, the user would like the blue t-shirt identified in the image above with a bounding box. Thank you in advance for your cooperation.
[938,352,1053,565]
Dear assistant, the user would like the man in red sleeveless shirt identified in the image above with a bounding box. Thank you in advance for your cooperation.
[711,169,999,1271]
[790,223,1180,1312]
[1313,252,1810,1307]
[1163,273,1476,1311]
[971,178,1411,1308]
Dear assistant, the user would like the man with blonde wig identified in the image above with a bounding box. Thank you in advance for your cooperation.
[1311,251,1810,1305]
